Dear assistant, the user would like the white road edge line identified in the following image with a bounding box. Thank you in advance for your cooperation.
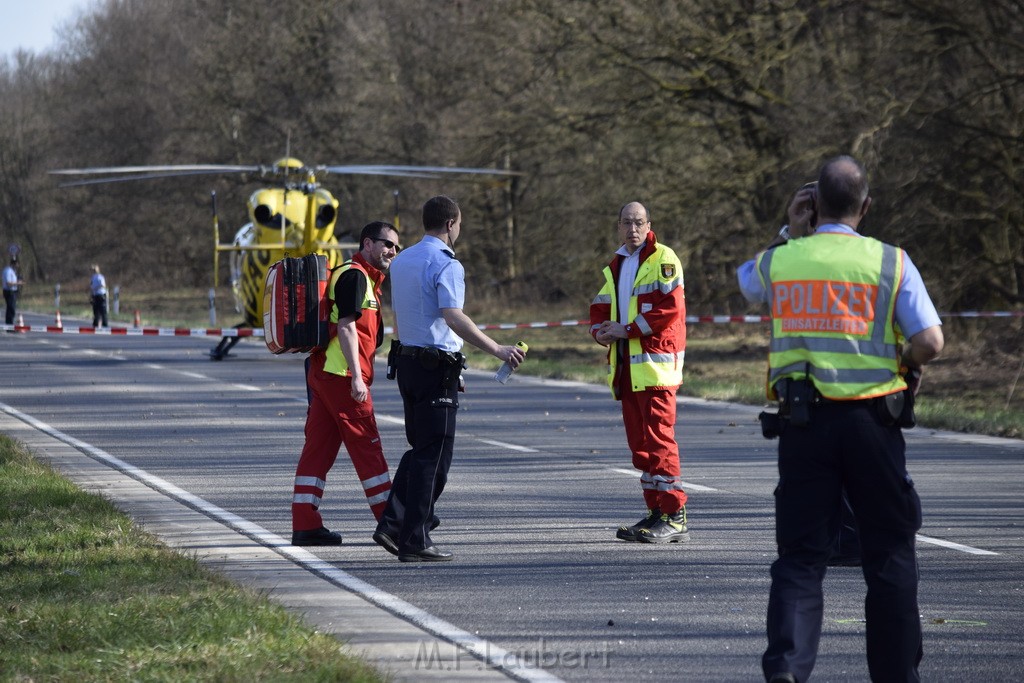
[0,401,564,683]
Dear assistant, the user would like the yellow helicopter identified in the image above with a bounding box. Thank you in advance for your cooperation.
[51,157,521,358]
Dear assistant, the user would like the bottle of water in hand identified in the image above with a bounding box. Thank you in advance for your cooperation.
[494,341,529,384]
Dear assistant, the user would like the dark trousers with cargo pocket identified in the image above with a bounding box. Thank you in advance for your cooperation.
[763,399,923,683]
[376,353,459,555]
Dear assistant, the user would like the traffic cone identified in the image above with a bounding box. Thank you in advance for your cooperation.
[54,310,62,328]
[133,309,141,328]
[16,313,24,329]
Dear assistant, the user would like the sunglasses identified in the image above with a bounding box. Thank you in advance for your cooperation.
[370,237,401,251]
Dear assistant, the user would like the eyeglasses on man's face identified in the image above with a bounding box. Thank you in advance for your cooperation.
[370,236,401,251]
[618,218,648,229]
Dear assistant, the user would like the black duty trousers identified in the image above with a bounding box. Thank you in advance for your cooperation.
[4,289,16,325]
[376,354,459,554]
[763,399,923,683]
[91,294,108,327]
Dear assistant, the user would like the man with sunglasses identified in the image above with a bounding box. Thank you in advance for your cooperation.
[291,221,401,546]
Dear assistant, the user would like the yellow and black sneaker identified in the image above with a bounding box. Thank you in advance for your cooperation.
[637,508,690,544]
[616,508,661,542]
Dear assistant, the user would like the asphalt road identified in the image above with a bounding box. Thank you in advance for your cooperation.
[2,313,1022,682]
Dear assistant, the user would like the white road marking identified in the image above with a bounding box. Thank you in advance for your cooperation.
[0,402,564,683]
[478,438,539,453]
[609,468,718,492]
[916,534,999,556]
[83,348,127,360]
[147,359,252,386]
[919,431,1024,450]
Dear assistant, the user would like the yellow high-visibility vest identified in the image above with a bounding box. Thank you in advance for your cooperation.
[594,242,685,395]
[323,261,377,377]
[756,233,907,400]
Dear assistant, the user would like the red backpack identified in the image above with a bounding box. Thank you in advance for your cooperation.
[262,253,332,354]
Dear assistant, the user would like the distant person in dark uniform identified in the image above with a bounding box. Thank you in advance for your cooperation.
[90,264,109,327]
[738,155,944,683]
[3,257,23,325]
[372,195,525,562]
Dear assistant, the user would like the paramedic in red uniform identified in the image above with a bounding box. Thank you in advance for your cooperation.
[291,221,400,546]
[590,201,689,544]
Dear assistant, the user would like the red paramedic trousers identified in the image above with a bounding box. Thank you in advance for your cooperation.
[292,353,391,531]
[619,374,688,514]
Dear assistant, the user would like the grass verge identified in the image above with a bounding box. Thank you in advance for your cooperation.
[0,435,383,683]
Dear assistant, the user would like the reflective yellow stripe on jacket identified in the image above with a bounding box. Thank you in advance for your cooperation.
[756,233,907,400]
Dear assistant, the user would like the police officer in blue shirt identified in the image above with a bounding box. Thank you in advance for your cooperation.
[3,257,22,325]
[738,156,944,683]
[373,195,525,562]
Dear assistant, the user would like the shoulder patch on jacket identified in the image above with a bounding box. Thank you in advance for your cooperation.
[661,263,676,279]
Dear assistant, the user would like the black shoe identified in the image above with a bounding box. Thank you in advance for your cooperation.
[291,527,342,546]
[637,508,690,544]
[398,546,454,562]
[372,530,399,557]
[768,673,797,683]
[616,508,661,541]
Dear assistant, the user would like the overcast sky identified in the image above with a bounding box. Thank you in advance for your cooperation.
[1,0,89,58]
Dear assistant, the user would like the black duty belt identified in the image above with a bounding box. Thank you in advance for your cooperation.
[398,344,466,366]
[776,378,872,406]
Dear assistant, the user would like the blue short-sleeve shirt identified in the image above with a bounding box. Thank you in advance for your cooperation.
[389,235,466,352]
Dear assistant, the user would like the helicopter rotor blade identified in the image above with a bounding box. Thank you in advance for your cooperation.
[52,169,269,188]
[49,162,523,188]
[50,165,268,187]
[317,165,524,177]
[318,168,442,179]
[50,164,264,176]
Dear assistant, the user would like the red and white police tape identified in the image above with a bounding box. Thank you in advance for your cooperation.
[2,310,1022,337]
[1,324,261,337]
[465,310,1024,331]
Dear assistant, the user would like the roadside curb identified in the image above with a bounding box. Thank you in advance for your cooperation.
[1,411,518,682]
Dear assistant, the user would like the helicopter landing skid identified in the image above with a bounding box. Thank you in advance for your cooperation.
[210,334,242,361]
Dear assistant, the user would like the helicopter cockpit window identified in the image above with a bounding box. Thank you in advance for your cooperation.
[254,204,292,227]
[316,204,337,228]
